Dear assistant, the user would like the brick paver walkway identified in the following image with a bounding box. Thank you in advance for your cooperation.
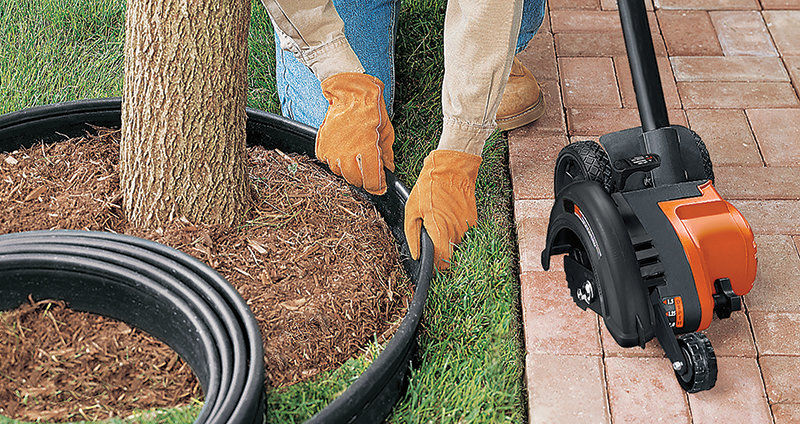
[511,1,800,422]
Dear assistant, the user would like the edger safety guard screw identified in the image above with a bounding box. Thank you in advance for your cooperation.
[577,280,595,304]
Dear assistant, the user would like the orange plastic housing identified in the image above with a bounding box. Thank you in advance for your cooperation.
[658,181,757,331]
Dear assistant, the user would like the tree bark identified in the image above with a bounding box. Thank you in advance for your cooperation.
[121,0,251,228]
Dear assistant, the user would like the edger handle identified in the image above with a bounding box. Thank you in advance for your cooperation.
[618,0,669,132]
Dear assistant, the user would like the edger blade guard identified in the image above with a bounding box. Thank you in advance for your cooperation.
[541,181,655,348]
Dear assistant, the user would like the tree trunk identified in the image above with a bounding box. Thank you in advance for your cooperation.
[121,0,251,228]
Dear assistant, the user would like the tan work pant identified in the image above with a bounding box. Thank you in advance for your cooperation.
[260,0,524,156]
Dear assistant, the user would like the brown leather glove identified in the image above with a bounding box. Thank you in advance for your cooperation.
[404,150,482,270]
[316,72,395,195]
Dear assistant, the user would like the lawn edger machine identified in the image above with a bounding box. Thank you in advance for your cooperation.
[540,0,757,392]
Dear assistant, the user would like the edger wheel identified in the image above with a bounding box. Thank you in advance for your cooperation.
[554,140,614,195]
[675,333,717,393]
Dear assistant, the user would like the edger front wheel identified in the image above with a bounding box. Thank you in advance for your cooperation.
[675,332,718,393]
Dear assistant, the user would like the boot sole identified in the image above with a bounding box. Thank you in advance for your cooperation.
[496,91,546,131]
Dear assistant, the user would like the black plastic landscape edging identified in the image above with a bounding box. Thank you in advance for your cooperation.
[0,98,434,424]
[0,231,266,424]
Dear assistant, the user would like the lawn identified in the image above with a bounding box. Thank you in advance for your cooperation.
[0,0,525,422]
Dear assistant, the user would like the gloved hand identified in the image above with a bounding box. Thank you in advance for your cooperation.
[317,72,395,195]
[404,149,482,270]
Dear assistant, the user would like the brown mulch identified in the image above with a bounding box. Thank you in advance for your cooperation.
[0,298,200,422]
[0,128,410,421]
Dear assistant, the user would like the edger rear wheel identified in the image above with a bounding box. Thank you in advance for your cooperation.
[554,141,614,195]
[688,129,714,183]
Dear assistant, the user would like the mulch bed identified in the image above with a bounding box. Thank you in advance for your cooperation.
[0,128,410,421]
[0,299,200,422]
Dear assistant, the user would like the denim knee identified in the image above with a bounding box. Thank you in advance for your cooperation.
[272,0,398,129]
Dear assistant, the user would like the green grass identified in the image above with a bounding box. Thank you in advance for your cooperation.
[0,0,524,422]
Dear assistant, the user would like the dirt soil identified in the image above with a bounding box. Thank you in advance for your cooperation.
[0,128,410,421]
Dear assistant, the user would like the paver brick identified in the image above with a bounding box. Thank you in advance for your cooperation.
[526,354,611,424]
[555,28,667,57]
[548,0,600,10]
[785,56,800,91]
[520,272,602,356]
[518,32,558,81]
[550,10,621,33]
[604,356,691,424]
[750,311,800,355]
[559,57,621,107]
[714,166,800,200]
[687,357,772,424]
[657,10,722,56]
[600,326,664,357]
[616,55,682,108]
[685,109,763,166]
[700,312,757,357]
[747,108,800,166]
[710,11,779,56]
[515,199,557,272]
[540,7,550,33]
[671,56,790,82]
[761,0,800,8]
[763,11,800,56]
[508,134,566,200]
[555,32,626,57]
[773,404,800,424]
[744,235,800,311]
[655,0,760,9]
[531,80,567,133]
[734,201,800,235]
[760,355,800,404]
[677,81,799,108]
[723,201,800,234]
[567,108,687,136]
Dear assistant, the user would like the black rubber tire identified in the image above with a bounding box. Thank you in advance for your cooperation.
[675,332,717,393]
[689,129,714,183]
[554,140,614,195]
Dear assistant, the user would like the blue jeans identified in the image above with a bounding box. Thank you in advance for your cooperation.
[274,0,548,129]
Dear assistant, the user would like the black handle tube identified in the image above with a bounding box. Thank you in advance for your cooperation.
[618,0,670,132]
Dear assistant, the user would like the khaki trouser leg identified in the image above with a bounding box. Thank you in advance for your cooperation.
[259,0,364,80]
[260,0,524,155]
[437,0,525,156]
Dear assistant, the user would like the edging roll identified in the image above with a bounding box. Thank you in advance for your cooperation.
[0,230,265,424]
[0,98,435,424]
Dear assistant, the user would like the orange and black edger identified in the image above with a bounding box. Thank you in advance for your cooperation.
[540,0,757,392]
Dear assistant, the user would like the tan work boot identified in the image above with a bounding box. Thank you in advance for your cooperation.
[496,56,546,131]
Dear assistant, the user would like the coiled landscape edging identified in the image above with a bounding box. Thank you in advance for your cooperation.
[0,98,434,423]
[0,230,265,424]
